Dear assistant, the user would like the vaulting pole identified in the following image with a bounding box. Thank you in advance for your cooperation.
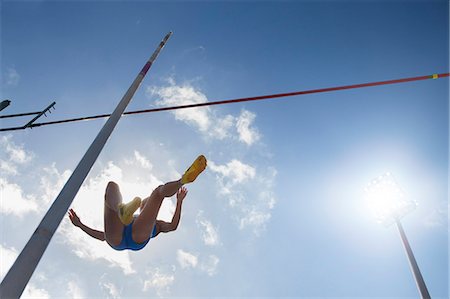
[0,31,172,299]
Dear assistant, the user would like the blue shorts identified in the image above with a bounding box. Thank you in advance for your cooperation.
[110,220,157,251]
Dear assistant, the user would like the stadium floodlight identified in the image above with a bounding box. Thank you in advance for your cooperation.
[364,172,430,299]
[364,172,416,226]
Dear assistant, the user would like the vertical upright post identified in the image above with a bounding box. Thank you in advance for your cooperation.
[0,31,172,299]
[395,218,431,299]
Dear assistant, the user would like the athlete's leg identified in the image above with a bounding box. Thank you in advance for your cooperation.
[159,179,183,197]
[133,155,207,243]
[132,180,182,243]
[104,181,124,246]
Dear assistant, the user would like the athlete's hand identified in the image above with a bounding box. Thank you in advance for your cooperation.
[68,208,82,227]
[176,187,188,203]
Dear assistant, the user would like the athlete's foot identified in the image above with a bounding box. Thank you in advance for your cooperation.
[118,197,142,225]
[181,155,207,184]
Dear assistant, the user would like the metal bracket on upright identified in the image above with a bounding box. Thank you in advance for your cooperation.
[0,100,11,112]
[23,101,56,129]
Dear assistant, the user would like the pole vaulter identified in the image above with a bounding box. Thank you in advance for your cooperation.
[0,31,173,299]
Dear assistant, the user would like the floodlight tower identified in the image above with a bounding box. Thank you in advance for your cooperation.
[364,172,430,299]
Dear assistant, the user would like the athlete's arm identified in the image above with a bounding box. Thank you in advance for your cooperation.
[156,187,187,235]
[68,208,105,241]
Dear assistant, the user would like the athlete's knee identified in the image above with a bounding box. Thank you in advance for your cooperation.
[150,185,164,202]
[105,181,119,197]
[107,181,119,188]
[155,185,164,195]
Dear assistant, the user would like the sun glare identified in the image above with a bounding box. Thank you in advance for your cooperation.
[364,172,417,226]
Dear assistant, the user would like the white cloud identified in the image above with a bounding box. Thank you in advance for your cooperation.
[131,150,153,170]
[156,198,176,223]
[6,67,20,87]
[40,163,72,205]
[423,202,448,229]
[209,159,255,184]
[22,284,50,299]
[176,249,198,269]
[167,159,182,180]
[211,114,235,140]
[196,211,220,246]
[209,159,277,235]
[95,161,124,184]
[259,189,277,210]
[67,280,85,298]
[0,135,33,175]
[238,168,277,234]
[200,255,220,276]
[0,160,17,175]
[143,268,175,296]
[147,80,261,145]
[4,139,31,164]
[176,249,219,276]
[236,110,260,145]
[149,83,211,132]
[0,244,17,280]
[209,159,256,194]
[100,281,121,299]
[239,209,271,230]
[0,178,39,217]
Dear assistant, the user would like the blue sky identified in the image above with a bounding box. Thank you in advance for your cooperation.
[1,0,448,298]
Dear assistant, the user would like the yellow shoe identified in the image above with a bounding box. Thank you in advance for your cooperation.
[181,155,207,184]
[118,197,142,225]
